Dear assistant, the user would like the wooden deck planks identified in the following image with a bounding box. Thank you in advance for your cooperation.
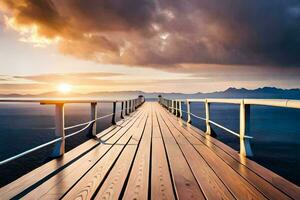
[62,108,148,200]
[93,105,149,199]
[1,102,300,200]
[156,109,235,200]
[183,120,300,200]
[151,108,175,200]
[22,110,145,200]
[156,109,206,200]
[158,103,298,200]
[122,104,153,199]
[0,111,140,200]
[182,125,292,200]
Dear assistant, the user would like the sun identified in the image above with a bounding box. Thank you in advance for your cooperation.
[57,83,72,94]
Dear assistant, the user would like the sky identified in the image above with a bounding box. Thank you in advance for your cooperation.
[0,0,300,94]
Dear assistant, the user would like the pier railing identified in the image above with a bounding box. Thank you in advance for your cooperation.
[158,97,300,157]
[0,96,145,165]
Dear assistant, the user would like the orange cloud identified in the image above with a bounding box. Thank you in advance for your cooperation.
[1,0,300,68]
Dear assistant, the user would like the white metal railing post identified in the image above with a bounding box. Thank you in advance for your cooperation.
[132,99,134,111]
[125,100,129,115]
[172,100,175,114]
[52,103,65,157]
[112,101,117,125]
[128,100,130,114]
[240,100,253,157]
[121,101,125,119]
[128,100,130,113]
[175,100,178,116]
[133,99,136,110]
[187,100,191,123]
[205,99,212,135]
[90,102,97,137]
[132,99,135,111]
[179,100,182,118]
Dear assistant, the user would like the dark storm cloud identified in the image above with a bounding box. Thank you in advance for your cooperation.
[0,0,300,68]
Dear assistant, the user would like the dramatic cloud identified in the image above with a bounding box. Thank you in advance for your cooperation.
[0,72,200,94]
[1,0,300,67]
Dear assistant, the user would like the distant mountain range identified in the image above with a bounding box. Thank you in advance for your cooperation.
[1,87,300,100]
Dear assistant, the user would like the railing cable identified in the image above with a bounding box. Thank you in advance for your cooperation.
[0,112,116,166]
[0,137,62,166]
[170,107,252,139]
[65,113,114,130]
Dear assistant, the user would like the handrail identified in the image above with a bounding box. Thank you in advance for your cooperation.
[0,98,133,103]
[186,98,300,109]
[64,113,114,130]
[0,137,63,166]
[158,96,300,157]
[0,112,114,166]
[173,107,252,139]
[0,96,145,165]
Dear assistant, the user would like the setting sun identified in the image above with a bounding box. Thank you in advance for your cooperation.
[57,83,72,93]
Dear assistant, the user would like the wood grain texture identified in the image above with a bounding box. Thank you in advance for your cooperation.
[187,124,300,200]
[159,106,267,200]
[157,107,234,200]
[122,104,153,199]
[94,105,149,200]
[63,108,148,200]
[0,113,136,200]
[22,110,145,200]
[163,112,292,200]
[159,104,296,200]
[151,109,175,200]
[156,109,206,200]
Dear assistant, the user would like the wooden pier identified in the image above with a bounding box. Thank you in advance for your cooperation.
[0,102,300,199]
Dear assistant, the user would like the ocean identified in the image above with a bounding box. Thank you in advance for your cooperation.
[0,101,299,187]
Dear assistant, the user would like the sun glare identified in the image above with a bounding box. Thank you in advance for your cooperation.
[57,83,72,93]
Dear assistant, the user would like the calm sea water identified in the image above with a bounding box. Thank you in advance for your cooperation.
[0,102,123,186]
[0,101,299,187]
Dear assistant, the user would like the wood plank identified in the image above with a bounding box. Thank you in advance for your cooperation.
[62,104,149,200]
[94,105,150,199]
[156,109,234,200]
[160,104,296,200]
[0,111,139,200]
[158,104,275,200]
[156,109,206,200]
[21,109,145,199]
[122,104,153,199]
[151,108,175,200]
[186,123,300,199]
[176,125,292,199]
